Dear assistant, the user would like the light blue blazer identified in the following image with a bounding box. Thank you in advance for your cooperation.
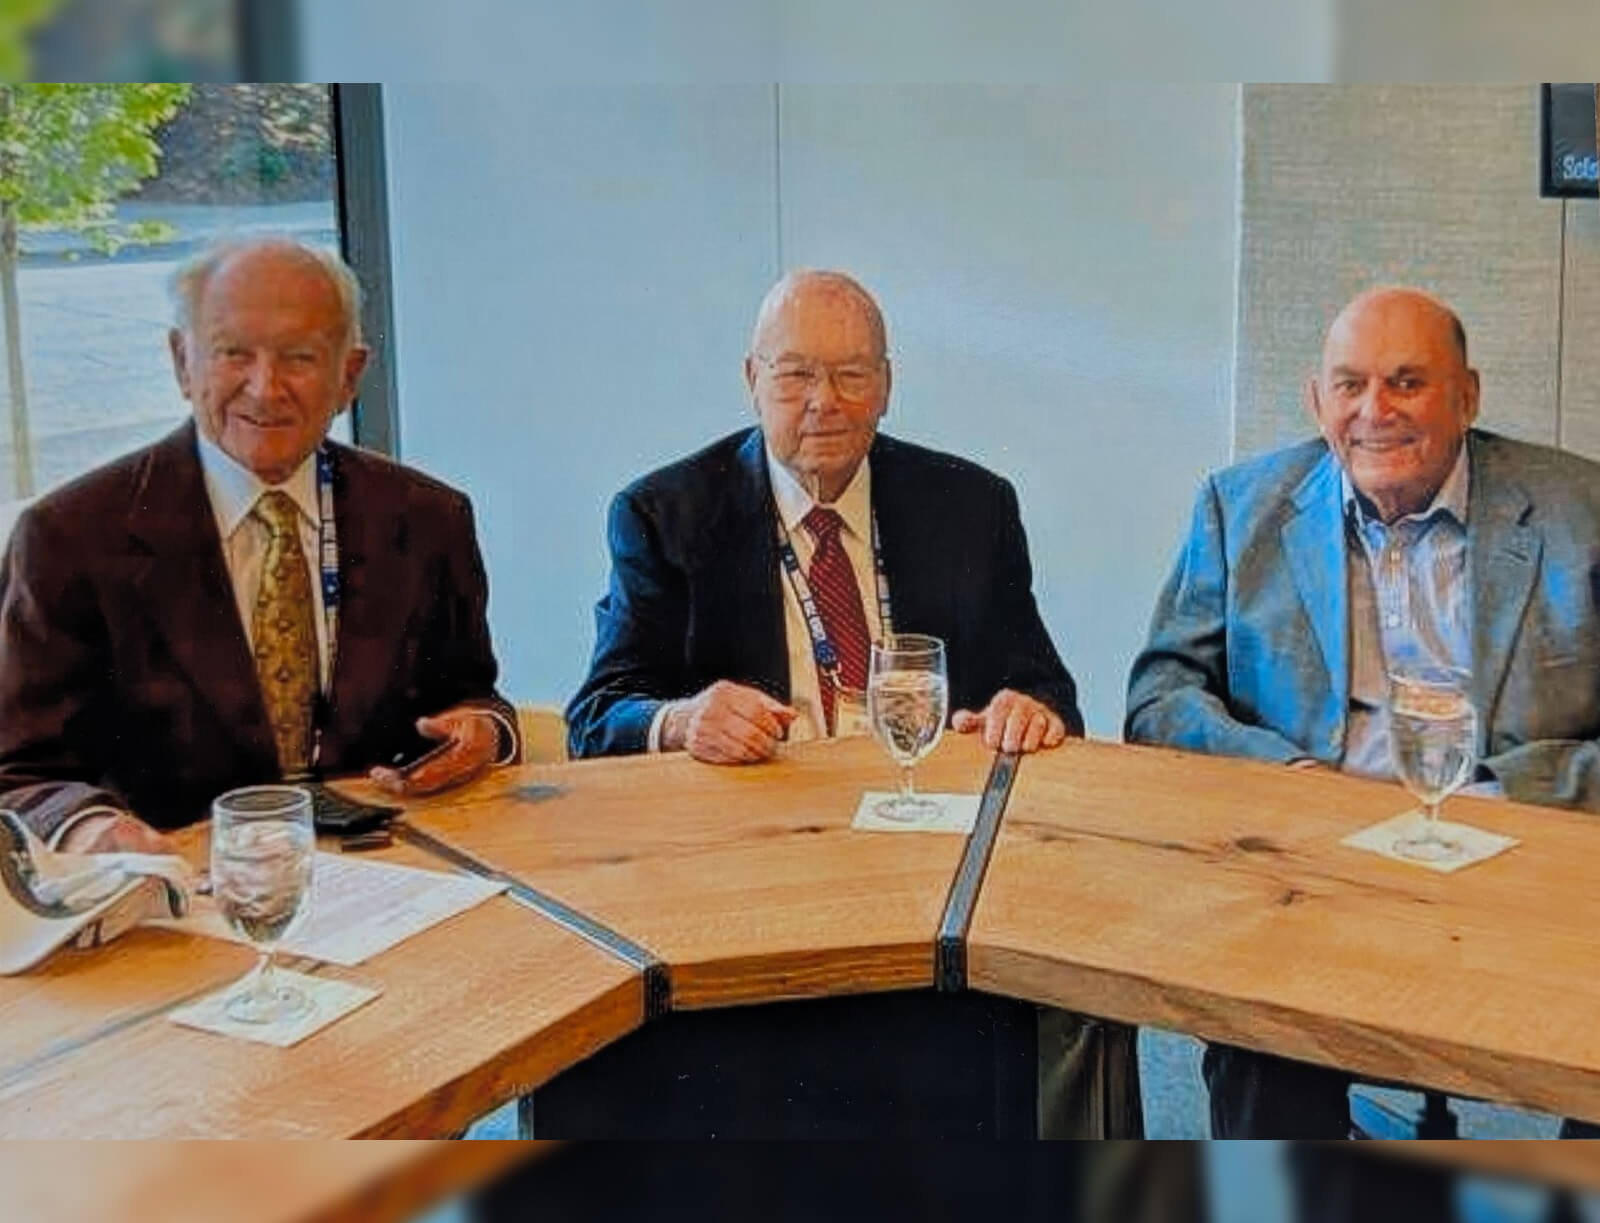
[1126,430,1600,811]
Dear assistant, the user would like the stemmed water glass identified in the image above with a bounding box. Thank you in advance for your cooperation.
[867,634,949,822]
[211,784,316,1024]
[1386,666,1477,863]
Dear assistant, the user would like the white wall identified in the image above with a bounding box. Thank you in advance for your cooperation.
[298,1,1332,83]
[374,84,1239,736]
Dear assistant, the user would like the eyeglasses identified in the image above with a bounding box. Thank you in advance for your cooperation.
[753,355,885,402]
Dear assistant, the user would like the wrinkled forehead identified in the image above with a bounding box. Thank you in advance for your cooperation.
[753,280,885,359]
[1320,295,1461,374]
[196,250,345,337]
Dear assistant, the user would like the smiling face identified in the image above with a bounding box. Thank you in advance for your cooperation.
[170,246,368,485]
[1307,288,1479,523]
[744,272,890,504]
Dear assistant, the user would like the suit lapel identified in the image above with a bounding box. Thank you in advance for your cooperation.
[710,431,789,700]
[126,422,273,761]
[868,435,941,637]
[1466,436,1539,741]
[325,445,413,744]
[1280,451,1350,712]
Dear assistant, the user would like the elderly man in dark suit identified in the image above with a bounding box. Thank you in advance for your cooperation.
[568,268,1078,761]
[556,269,1137,1141]
[0,237,516,855]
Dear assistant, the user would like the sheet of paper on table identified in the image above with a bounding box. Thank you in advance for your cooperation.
[850,792,980,834]
[160,852,506,966]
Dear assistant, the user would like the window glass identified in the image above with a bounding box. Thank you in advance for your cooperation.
[0,83,340,539]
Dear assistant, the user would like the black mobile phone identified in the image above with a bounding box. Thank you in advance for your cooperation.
[306,783,401,837]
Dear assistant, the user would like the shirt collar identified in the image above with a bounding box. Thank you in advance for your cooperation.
[765,446,873,543]
[196,429,321,541]
[1340,440,1470,532]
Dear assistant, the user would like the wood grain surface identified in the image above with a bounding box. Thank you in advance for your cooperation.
[0,831,641,1138]
[373,734,993,1009]
[968,737,1600,1123]
[2,1140,538,1223]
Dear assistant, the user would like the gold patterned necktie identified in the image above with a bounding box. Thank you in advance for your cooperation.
[251,490,318,776]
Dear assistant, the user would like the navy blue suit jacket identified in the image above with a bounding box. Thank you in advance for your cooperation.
[567,429,1081,757]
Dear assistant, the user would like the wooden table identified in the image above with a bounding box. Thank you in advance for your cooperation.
[391,734,995,1009]
[10,733,1600,1196]
[968,737,1600,1126]
[0,832,641,1139]
[3,1141,534,1223]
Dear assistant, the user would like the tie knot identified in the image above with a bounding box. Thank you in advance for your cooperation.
[802,506,844,545]
[253,490,301,537]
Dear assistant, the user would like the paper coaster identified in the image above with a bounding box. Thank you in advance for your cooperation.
[851,792,981,834]
[1340,810,1519,874]
[169,968,379,1047]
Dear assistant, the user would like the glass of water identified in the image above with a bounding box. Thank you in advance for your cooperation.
[867,634,950,822]
[1386,667,1477,863]
[211,785,315,1024]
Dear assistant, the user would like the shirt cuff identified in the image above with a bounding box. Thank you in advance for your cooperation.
[47,805,128,851]
[469,708,521,766]
[646,701,676,753]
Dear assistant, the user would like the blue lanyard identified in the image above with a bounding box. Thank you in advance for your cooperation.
[775,510,894,687]
[310,446,340,769]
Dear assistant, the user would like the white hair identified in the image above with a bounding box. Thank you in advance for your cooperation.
[169,236,365,350]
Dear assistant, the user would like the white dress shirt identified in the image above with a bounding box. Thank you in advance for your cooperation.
[647,451,885,750]
[197,431,332,686]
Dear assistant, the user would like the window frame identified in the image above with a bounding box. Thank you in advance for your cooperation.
[331,84,400,456]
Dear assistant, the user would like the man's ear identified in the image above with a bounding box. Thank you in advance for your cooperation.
[1303,374,1324,434]
[340,344,370,404]
[743,353,759,407]
[168,329,192,399]
[1462,367,1481,427]
[881,358,892,416]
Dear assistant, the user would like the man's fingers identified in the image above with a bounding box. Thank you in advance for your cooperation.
[1000,704,1032,753]
[1020,712,1048,754]
[951,709,981,734]
[414,714,453,741]
[1042,714,1068,749]
[691,719,775,764]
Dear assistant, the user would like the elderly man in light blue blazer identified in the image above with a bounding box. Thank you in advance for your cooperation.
[1128,288,1600,1158]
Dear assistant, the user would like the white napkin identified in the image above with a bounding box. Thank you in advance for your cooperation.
[1340,810,1519,874]
[169,969,379,1048]
[851,792,981,834]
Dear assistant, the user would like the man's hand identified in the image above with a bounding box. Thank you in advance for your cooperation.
[951,689,1068,754]
[661,680,798,764]
[369,706,501,796]
[59,811,177,856]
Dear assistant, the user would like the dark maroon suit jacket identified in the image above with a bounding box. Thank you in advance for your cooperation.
[0,421,515,841]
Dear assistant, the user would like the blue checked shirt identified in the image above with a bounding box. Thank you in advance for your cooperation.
[1339,445,1472,780]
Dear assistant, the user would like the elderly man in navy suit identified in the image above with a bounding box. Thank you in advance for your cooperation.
[560,269,1138,1140]
[1129,286,1600,1209]
[568,268,1079,762]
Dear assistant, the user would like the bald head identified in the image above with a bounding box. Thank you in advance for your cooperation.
[750,270,887,361]
[1308,286,1480,523]
[1324,286,1467,368]
[171,237,364,353]
[744,269,891,504]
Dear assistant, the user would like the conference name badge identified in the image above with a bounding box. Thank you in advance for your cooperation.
[834,685,871,739]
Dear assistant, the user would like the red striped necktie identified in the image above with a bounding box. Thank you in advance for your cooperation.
[802,506,871,735]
